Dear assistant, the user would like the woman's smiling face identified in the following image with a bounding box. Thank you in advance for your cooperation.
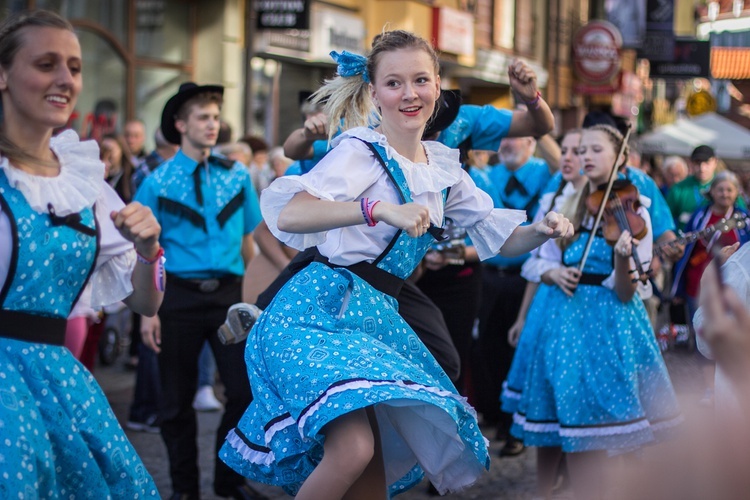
[369,47,440,137]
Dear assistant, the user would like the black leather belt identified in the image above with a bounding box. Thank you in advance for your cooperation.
[578,273,609,286]
[167,273,242,293]
[0,310,67,345]
[313,254,405,298]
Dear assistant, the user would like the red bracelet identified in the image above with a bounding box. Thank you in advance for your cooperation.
[136,247,164,265]
[525,90,542,109]
[367,200,380,226]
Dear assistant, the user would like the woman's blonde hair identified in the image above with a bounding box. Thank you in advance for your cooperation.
[0,10,75,166]
[312,30,440,142]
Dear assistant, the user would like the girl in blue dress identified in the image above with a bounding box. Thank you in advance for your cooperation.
[220,30,573,499]
[0,10,164,497]
[511,124,681,499]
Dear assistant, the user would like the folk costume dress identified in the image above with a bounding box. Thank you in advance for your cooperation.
[509,204,682,453]
[0,130,159,498]
[220,127,526,496]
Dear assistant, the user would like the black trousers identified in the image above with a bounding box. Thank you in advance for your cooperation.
[158,278,251,494]
[257,248,460,381]
[417,263,483,394]
[473,267,526,432]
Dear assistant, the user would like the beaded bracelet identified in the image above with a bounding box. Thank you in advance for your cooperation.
[525,90,542,110]
[136,247,166,292]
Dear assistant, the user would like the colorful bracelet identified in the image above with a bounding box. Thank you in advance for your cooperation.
[360,198,380,227]
[136,247,166,292]
[525,90,542,109]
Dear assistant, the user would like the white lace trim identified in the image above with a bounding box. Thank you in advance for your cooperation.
[224,430,277,466]
[0,130,104,216]
[514,412,681,438]
[89,249,136,309]
[260,177,335,251]
[468,208,527,261]
[333,127,463,195]
[297,378,476,435]
[501,382,521,400]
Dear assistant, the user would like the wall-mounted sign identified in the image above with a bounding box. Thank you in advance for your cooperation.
[573,20,623,95]
[650,40,710,79]
[432,6,475,58]
[256,0,310,30]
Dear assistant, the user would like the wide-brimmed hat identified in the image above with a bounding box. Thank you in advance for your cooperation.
[424,89,462,138]
[161,82,224,144]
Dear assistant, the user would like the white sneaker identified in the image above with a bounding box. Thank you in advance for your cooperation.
[193,385,223,412]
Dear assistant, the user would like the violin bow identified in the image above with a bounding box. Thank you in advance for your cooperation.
[577,122,633,275]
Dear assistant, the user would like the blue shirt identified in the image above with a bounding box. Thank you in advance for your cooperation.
[485,157,552,268]
[623,166,675,241]
[135,149,262,278]
[437,105,514,150]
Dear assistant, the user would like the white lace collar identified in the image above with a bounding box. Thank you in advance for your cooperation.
[0,129,104,216]
[334,127,462,195]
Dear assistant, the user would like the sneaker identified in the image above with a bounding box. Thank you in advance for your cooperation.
[193,385,223,412]
[126,414,160,433]
[218,303,263,345]
[698,388,714,407]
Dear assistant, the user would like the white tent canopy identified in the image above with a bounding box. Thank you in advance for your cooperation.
[638,112,750,161]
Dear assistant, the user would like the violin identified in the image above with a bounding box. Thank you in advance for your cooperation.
[585,179,648,245]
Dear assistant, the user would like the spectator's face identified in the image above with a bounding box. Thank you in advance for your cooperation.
[710,179,738,211]
[498,137,533,170]
[176,102,220,150]
[124,121,146,154]
[692,157,716,184]
[100,137,122,178]
[664,162,688,187]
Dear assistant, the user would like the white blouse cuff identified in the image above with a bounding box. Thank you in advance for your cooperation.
[467,208,527,261]
[90,248,136,309]
[260,176,336,251]
[521,257,560,283]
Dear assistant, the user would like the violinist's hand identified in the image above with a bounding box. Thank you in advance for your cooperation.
[536,211,574,239]
[508,58,539,103]
[371,201,431,238]
[111,202,161,258]
[544,267,581,297]
[614,230,639,259]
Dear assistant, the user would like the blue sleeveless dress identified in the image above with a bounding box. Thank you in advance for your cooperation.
[0,169,158,498]
[510,229,682,453]
[221,141,490,497]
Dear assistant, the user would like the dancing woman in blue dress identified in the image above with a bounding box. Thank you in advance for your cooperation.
[512,125,681,499]
[220,30,573,499]
[0,10,164,497]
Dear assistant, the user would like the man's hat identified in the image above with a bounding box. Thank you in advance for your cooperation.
[690,145,716,163]
[161,82,224,144]
[424,89,462,138]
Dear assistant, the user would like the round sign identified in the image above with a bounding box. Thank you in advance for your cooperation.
[573,21,623,84]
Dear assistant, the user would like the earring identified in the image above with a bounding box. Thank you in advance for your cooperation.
[579,169,585,175]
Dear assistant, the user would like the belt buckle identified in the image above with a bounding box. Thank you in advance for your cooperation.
[199,279,220,293]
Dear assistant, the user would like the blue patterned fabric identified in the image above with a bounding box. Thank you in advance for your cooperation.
[509,231,681,453]
[0,170,96,318]
[221,139,490,496]
[0,171,158,497]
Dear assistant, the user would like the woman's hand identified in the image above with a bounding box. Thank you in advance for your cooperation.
[543,267,581,297]
[508,58,539,103]
[507,318,525,347]
[536,211,574,239]
[111,202,161,258]
[372,201,431,238]
[614,230,638,259]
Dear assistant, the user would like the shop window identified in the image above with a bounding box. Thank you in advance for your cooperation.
[38,0,128,46]
[135,0,191,64]
[68,29,127,140]
[493,0,515,50]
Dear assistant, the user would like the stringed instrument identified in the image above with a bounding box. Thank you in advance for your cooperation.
[654,212,748,259]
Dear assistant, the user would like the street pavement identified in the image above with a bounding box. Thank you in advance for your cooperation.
[97,350,704,499]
